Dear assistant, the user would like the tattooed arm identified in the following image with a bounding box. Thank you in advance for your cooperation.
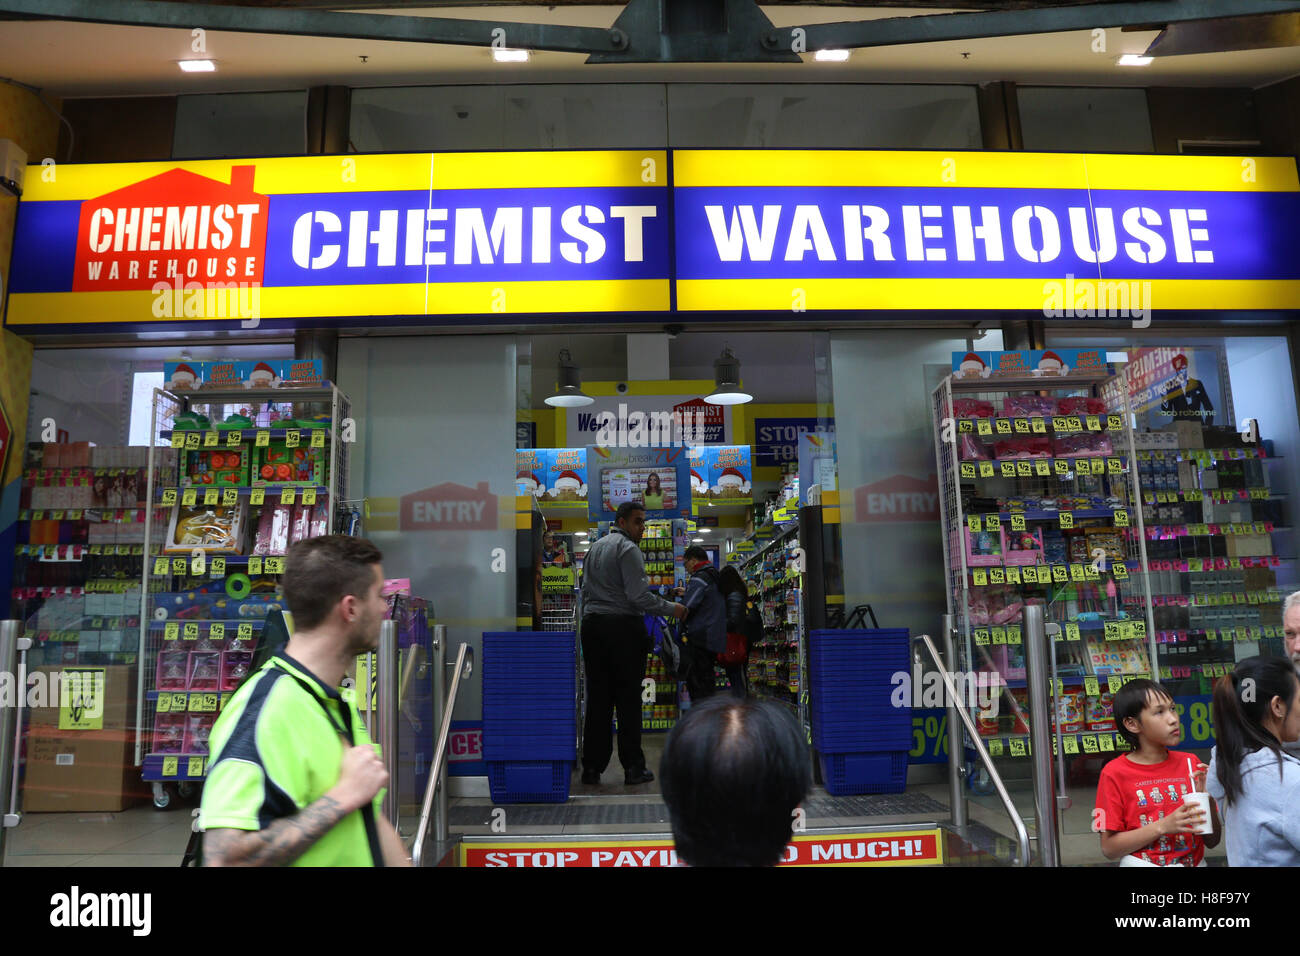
[204,744,388,867]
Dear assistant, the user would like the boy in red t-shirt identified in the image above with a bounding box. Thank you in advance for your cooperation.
[1094,678,1221,866]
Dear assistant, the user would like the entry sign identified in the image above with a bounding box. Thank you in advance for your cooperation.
[754,418,833,467]
[460,829,943,866]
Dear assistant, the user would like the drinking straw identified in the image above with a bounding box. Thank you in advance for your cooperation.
[1188,757,1197,792]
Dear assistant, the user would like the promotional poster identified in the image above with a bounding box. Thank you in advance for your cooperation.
[586,445,691,520]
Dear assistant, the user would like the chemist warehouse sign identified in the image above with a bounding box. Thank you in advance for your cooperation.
[6,150,1299,330]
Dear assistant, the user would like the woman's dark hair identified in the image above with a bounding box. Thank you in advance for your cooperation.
[645,472,661,492]
[1113,678,1173,749]
[718,565,747,598]
[1212,656,1300,804]
[660,696,811,866]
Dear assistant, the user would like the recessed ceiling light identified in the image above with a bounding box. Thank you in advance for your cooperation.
[178,59,217,73]
[1117,54,1153,67]
[815,49,850,62]
[493,49,530,63]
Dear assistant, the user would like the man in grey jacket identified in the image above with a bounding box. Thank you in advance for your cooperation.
[580,502,686,786]
[680,545,727,705]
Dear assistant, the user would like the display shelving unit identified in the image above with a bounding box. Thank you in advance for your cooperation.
[134,383,350,808]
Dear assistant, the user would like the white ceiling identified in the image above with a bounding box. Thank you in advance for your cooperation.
[2,4,1298,99]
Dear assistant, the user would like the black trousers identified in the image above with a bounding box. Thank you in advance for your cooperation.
[685,641,718,705]
[582,614,650,775]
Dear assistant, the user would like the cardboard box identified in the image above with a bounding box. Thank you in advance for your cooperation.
[27,664,137,731]
[22,727,146,813]
[1227,533,1273,558]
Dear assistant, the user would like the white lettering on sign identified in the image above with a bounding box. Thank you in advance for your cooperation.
[89,203,260,255]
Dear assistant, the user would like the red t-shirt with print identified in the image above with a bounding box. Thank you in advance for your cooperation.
[1095,750,1205,867]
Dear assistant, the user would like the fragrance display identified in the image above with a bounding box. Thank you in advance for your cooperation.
[933,357,1158,762]
[14,443,173,667]
[136,374,350,808]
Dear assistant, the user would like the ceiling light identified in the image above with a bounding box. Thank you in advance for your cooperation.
[178,60,217,73]
[493,49,530,63]
[1117,54,1153,67]
[815,49,850,62]
[544,348,594,407]
[576,531,588,537]
[698,528,709,533]
[692,537,704,543]
[705,346,753,405]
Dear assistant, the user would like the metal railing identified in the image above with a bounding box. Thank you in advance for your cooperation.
[914,632,1031,867]
[411,634,474,868]
[1,621,31,864]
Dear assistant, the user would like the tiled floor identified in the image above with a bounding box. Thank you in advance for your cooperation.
[3,804,197,868]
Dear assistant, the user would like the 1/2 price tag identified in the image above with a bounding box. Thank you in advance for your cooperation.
[1081,735,1099,754]
[238,623,253,640]
[302,487,317,506]
[182,488,197,506]
[198,693,220,712]
[1014,418,1030,434]
[1052,565,1068,583]
[226,430,243,447]
[1022,567,1037,583]
[989,567,1005,584]
[186,432,201,449]
[211,557,227,577]
[960,463,977,479]
[1113,562,1129,580]
[1107,457,1123,474]
[1066,416,1083,432]
[1055,459,1070,476]
[974,628,990,646]
[161,489,177,506]
[209,623,225,641]
[204,430,219,447]
[1010,514,1026,531]
[1107,415,1123,431]
[265,557,284,574]
[995,419,1012,434]
[286,430,301,448]
[1009,738,1027,757]
[248,556,263,576]
[1059,511,1074,529]
[172,558,188,575]
[256,430,270,447]
[184,622,200,640]
[1000,462,1016,478]
[223,487,238,506]
[1016,461,1032,477]
[1052,416,1069,432]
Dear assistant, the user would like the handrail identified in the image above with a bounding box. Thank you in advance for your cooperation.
[411,642,473,867]
[913,634,1031,867]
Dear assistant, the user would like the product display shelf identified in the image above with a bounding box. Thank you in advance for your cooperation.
[933,366,1157,762]
[136,383,351,806]
[741,529,804,713]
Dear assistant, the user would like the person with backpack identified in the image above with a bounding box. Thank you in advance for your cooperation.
[719,565,751,699]
[680,546,727,704]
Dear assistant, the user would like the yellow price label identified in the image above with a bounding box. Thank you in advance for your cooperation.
[1086,415,1101,431]
[1021,566,1037,583]
[1052,565,1068,583]
[164,622,179,641]
[991,626,1006,645]
[172,557,188,574]
[182,488,197,506]
[200,693,219,712]
[995,419,1012,434]
[1005,566,1021,585]
[1010,514,1026,531]
[1090,458,1106,475]
[248,556,263,576]
[960,463,977,479]
[1107,415,1123,431]
[1113,509,1130,528]
[974,628,990,646]
[226,430,243,447]
[1009,738,1026,757]
[1085,564,1100,580]
[1059,511,1074,529]
[1105,621,1121,640]
[1007,625,1022,644]
[256,430,270,447]
[1113,562,1129,580]
[1016,460,1032,477]
[203,430,219,447]
[1054,459,1070,475]
[979,462,995,478]
[161,489,177,506]
[153,558,170,576]
[209,623,225,640]
[988,739,1004,757]
[1081,735,1099,754]
[223,487,238,506]
[183,622,199,640]
[1108,675,1122,694]
[191,553,206,575]
[1067,416,1083,432]
[311,429,326,448]
[1031,417,1047,434]
[156,693,171,713]
[266,557,284,573]
[170,433,185,448]
[968,515,982,532]
[958,419,974,434]
[286,429,301,448]
[1064,736,1080,755]
[1052,416,1069,432]
[1000,462,1016,478]
[1035,459,1051,476]
[211,557,227,577]
[1099,734,1115,752]
[1070,564,1085,581]
[203,488,218,506]
[250,488,266,506]
[162,757,179,776]
[302,487,317,506]
[972,569,988,586]
[185,432,201,449]
[238,623,253,640]
[1105,457,1122,474]
[281,488,296,505]
[187,757,206,777]
[1084,677,1100,696]
[1014,418,1030,434]
[977,419,993,436]
[989,567,1005,584]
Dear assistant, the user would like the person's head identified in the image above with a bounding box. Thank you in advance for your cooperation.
[1283,591,1300,666]
[1172,353,1189,387]
[1213,656,1300,804]
[683,545,709,572]
[543,531,555,548]
[660,697,811,866]
[282,535,386,655]
[614,502,647,542]
[646,472,661,493]
[719,565,746,597]
[1113,678,1179,752]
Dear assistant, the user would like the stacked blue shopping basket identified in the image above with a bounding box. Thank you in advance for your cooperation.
[808,628,911,795]
[481,631,577,803]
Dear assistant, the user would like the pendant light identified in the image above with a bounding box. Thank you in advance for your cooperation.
[705,346,752,405]
[544,348,594,407]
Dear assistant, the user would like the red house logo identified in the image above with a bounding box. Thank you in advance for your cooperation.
[855,474,940,522]
[73,165,269,292]
[401,482,498,531]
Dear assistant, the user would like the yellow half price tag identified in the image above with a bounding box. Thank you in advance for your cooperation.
[223,487,238,506]
[187,757,205,777]
[974,628,990,646]
[311,430,326,448]
[238,623,253,640]
[995,419,1011,434]
[248,556,263,576]
[265,557,284,574]
[1011,514,1026,531]
[1081,735,1099,753]
[960,463,977,479]
[185,432,201,449]
[1016,461,1032,477]
[182,489,197,506]
[209,623,225,640]
[1059,511,1074,529]
[161,489,177,506]
[211,557,227,577]
[172,558,187,575]
[1009,738,1026,757]
[226,430,243,447]
[979,462,995,478]
[184,623,199,640]
[164,623,179,641]
[286,430,301,448]
[1000,462,1016,478]
[989,567,1005,584]
[1055,459,1070,475]
[162,757,179,777]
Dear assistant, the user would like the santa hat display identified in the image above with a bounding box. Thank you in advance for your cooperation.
[170,363,197,385]
[690,470,704,484]
[555,470,583,485]
[1038,350,1064,369]
[517,470,541,485]
[250,362,276,379]
[718,467,745,482]
[959,353,985,374]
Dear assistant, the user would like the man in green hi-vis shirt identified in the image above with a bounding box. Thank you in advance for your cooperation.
[200,535,410,867]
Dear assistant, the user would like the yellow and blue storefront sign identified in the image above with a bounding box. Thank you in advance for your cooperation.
[6,149,1299,331]
[673,150,1300,312]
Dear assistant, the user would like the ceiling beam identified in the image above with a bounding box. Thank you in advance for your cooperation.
[783,0,1300,50]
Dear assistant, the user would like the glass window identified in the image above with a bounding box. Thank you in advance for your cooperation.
[1017,87,1153,153]
[173,91,308,158]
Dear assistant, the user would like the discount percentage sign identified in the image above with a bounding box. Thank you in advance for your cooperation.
[925,714,948,757]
